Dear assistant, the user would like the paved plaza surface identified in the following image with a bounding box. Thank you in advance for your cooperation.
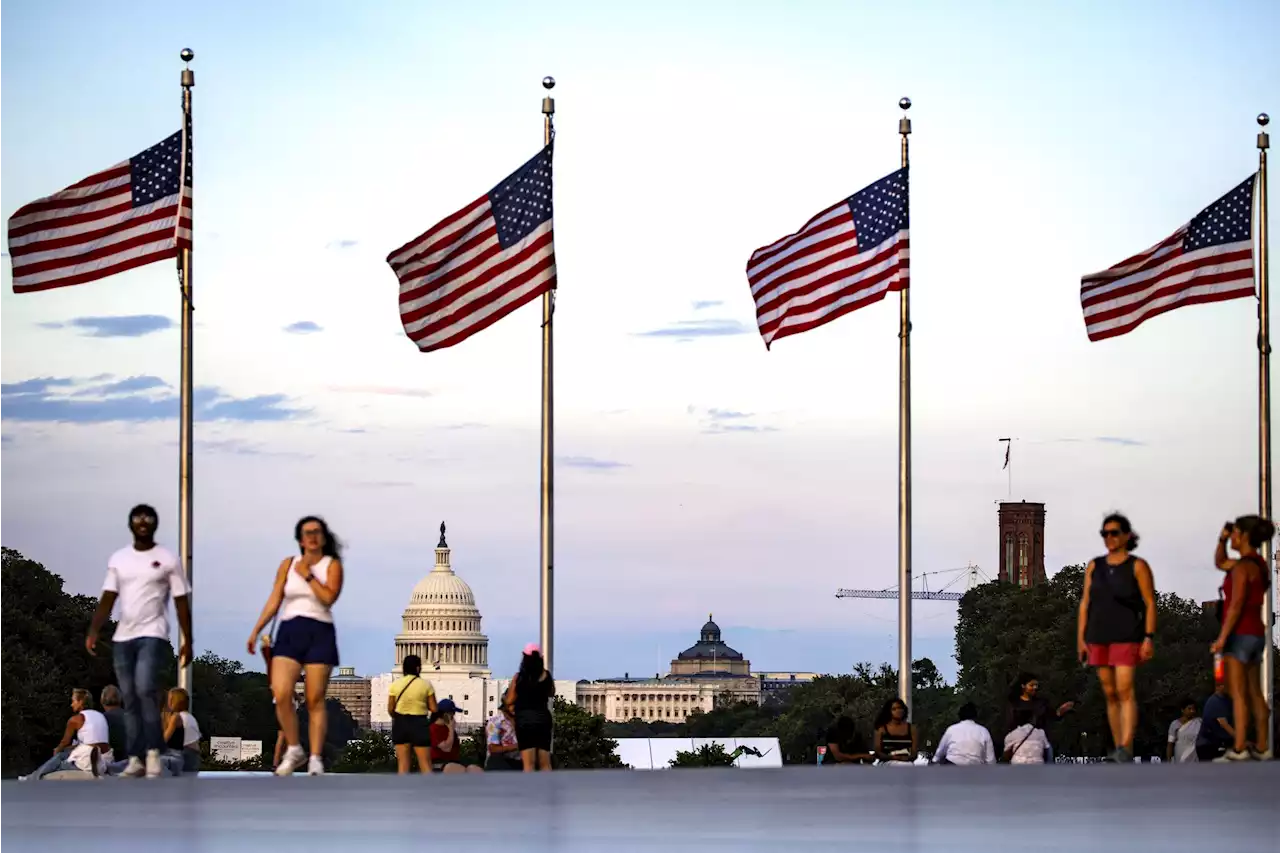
[3,764,1276,852]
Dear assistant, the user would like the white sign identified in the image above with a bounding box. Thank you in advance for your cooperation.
[240,740,263,761]
[211,736,242,762]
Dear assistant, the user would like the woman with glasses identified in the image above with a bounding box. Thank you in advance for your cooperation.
[1077,512,1156,763]
[247,515,345,776]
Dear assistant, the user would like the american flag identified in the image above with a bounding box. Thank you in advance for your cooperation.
[7,125,192,294]
[389,145,556,353]
[747,167,909,349]
[1080,175,1256,342]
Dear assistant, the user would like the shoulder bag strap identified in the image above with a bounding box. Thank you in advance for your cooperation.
[393,675,420,714]
[1005,727,1036,762]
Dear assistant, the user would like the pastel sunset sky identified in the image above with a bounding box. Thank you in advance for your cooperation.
[2,0,1276,680]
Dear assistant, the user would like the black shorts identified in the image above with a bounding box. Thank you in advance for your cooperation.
[515,711,553,752]
[272,617,339,667]
[391,714,430,747]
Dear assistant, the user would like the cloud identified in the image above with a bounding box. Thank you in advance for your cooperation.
[441,422,487,430]
[198,438,312,458]
[1094,436,1145,447]
[0,375,308,423]
[326,239,359,250]
[691,300,724,311]
[688,405,780,435]
[634,318,750,340]
[559,455,629,471]
[327,385,432,398]
[1,435,13,445]
[284,321,324,335]
[350,480,415,488]
[39,315,174,337]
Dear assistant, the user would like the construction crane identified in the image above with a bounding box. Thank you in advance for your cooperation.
[835,563,991,602]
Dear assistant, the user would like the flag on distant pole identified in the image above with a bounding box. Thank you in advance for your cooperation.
[746,167,909,348]
[388,145,556,352]
[1080,175,1256,342]
[7,131,193,293]
[1003,442,1010,470]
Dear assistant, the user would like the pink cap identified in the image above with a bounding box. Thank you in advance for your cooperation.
[523,642,541,656]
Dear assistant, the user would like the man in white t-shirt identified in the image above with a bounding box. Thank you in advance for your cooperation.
[1167,698,1202,763]
[86,504,192,778]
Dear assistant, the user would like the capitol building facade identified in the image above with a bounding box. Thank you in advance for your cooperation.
[363,523,784,732]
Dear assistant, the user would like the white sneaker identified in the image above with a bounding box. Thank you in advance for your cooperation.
[1250,747,1273,761]
[145,749,163,777]
[275,745,306,776]
[119,756,145,777]
[1213,748,1252,762]
[307,755,325,776]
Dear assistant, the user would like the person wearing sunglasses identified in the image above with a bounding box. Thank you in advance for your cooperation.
[1077,512,1157,763]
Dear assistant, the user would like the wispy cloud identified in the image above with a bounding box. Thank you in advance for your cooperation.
[327,385,432,398]
[634,318,750,340]
[284,321,324,335]
[349,480,415,488]
[687,405,779,435]
[559,456,629,471]
[198,438,311,458]
[691,300,724,311]
[326,239,359,250]
[1094,436,1146,447]
[441,422,487,431]
[39,315,174,337]
[1,375,308,423]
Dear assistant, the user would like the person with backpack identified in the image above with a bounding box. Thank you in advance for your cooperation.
[1211,516,1274,761]
[388,654,436,773]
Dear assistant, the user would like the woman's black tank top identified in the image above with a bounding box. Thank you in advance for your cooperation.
[1085,555,1145,644]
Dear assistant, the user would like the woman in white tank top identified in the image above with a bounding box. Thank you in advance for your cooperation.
[247,515,345,777]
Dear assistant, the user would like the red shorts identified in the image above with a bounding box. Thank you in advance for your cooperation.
[1088,642,1141,668]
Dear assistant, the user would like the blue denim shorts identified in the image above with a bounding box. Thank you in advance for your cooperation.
[273,616,339,666]
[1225,633,1264,665]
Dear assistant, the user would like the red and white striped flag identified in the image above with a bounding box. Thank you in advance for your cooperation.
[747,168,909,349]
[1080,175,1256,342]
[7,126,192,294]
[389,145,556,353]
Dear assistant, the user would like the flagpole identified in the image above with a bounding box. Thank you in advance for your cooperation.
[897,97,913,715]
[177,48,195,698]
[539,77,556,674]
[1256,112,1273,739]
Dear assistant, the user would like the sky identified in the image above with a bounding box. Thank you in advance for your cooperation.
[2,0,1277,684]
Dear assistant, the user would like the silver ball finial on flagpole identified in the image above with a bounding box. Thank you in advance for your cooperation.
[899,97,912,111]
[542,76,556,90]
[181,48,194,63]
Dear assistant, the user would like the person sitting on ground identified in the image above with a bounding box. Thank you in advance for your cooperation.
[23,688,112,780]
[1003,707,1049,764]
[873,698,918,763]
[1166,698,1201,763]
[485,700,522,771]
[162,687,202,774]
[933,702,996,765]
[821,715,874,765]
[429,699,481,774]
[1195,683,1235,762]
[100,685,128,763]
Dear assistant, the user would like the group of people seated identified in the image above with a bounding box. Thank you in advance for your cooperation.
[21,685,201,780]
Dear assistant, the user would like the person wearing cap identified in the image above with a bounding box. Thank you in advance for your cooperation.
[429,699,473,773]
[504,643,557,771]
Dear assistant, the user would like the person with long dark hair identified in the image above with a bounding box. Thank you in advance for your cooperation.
[247,515,345,776]
[1077,512,1156,763]
[388,654,436,774]
[504,643,556,772]
[1005,672,1073,760]
[873,698,918,763]
[1211,515,1274,761]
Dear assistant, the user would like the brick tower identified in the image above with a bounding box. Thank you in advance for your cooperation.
[998,502,1046,587]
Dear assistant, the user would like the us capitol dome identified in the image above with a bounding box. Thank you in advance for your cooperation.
[393,521,490,675]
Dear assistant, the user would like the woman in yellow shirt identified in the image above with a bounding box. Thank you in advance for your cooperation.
[388,655,436,774]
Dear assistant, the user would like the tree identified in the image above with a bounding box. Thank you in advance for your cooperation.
[953,565,1265,757]
[669,742,737,768]
[2,548,119,777]
[332,731,397,773]
[552,697,624,769]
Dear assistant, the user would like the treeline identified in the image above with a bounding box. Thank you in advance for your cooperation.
[5,547,1274,775]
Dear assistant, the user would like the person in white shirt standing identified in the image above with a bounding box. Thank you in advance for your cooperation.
[247,515,345,776]
[933,702,996,765]
[86,504,192,779]
[1166,698,1202,763]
